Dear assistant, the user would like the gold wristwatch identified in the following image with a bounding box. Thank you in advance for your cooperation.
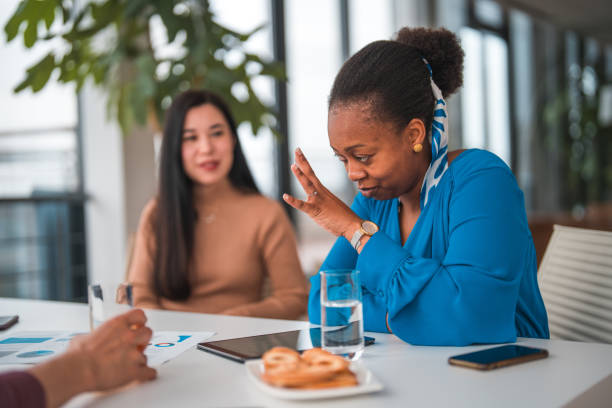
[350,220,379,251]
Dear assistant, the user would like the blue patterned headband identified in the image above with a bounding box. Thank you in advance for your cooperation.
[419,58,449,208]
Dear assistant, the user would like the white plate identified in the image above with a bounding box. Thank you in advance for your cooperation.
[245,359,383,400]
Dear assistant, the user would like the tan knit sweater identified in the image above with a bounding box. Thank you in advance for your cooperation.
[127,181,308,319]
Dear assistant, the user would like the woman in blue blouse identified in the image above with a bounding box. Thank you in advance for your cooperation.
[283,27,549,346]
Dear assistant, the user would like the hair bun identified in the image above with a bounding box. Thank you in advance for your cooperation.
[395,27,464,97]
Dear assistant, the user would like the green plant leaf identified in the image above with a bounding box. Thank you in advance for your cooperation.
[259,61,287,81]
[130,90,148,125]
[219,22,265,43]
[60,3,70,24]
[8,0,50,48]
[23,17,38,47]
[91,58,108,83]
[91,0,117,22]
[15,53,56,93]
[124,0,149,18]
[205,66,240,89]
[3,1,27,42]
[117,84,135,136]
[13,76,32,93]
[154,0,182,41]
[42,0,56,30]
[7,0,287,138]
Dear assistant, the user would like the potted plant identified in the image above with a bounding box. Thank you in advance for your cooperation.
[4,0,285,136]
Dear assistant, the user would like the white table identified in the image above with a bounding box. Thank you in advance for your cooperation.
[1,297,611,408]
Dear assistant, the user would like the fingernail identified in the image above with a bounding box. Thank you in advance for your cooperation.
[296,147,303,156]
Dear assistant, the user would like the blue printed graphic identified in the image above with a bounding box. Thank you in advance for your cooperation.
[420,58,449,209]
[0,337,52,344]
[154,343,174,347]
[17,350,54,358]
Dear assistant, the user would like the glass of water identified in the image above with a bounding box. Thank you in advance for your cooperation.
[88,282,133,331]
[320,269,364,360]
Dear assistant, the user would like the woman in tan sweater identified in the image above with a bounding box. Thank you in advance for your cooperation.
[128,90,307,319]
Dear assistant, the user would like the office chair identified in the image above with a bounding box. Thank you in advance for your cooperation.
[537,224,612,343]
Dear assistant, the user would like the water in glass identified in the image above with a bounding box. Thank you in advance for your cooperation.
[321,298,364,360]
[320,269,364,360]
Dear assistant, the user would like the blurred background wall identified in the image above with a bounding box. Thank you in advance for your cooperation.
[1,0,610,302]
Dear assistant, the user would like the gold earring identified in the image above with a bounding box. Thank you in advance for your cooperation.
[413,143,423,153]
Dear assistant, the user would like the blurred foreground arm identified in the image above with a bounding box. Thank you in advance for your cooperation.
[1,309,156,408]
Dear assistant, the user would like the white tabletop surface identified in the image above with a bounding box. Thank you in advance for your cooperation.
[1,297,611,408]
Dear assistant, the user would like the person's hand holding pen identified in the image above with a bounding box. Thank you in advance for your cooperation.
[28,309,156,408]
[283,148,366,250]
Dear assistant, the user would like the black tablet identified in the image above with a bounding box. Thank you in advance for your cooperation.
[197,327,375,363]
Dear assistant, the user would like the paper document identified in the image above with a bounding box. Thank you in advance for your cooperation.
[0,331,86,365]
[0,330,215,366]
[144,331,215,367]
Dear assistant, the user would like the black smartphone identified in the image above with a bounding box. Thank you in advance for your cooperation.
[0,315,19,330]
[448,345,548,370]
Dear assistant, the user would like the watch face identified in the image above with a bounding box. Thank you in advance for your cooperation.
[362,221,379,234]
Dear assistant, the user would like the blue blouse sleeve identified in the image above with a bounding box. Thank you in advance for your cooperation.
[357,165,531,346]
[307,196,369,324]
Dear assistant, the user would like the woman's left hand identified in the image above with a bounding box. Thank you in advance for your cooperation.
[283,148,361,241]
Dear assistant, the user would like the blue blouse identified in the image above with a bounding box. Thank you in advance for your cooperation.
[309,149,549,346]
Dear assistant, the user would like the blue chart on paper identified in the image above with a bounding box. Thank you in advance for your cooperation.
[17,350,55,358]
[153,335,191,347]
[0,337,53,344]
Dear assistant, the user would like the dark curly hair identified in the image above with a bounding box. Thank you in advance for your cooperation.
[329,27,464,133]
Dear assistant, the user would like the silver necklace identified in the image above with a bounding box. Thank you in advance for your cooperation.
[202,206,218,224]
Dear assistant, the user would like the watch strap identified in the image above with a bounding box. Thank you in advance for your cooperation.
[350,227,364,250]
[355,235,365,252]
[350,220,378,251]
